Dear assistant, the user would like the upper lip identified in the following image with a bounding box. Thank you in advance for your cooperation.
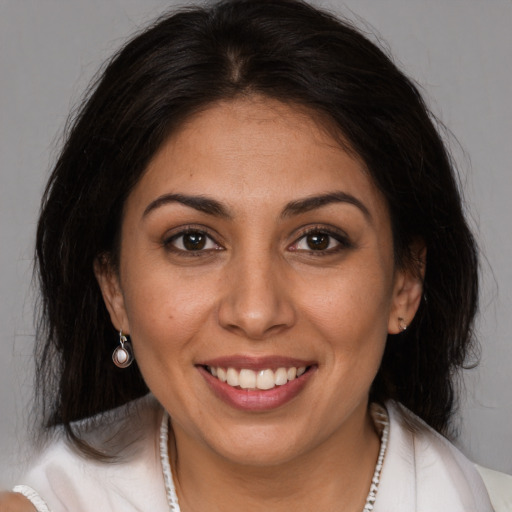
[197,355,316,371]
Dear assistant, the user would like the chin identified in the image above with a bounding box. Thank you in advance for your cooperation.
[205,422,318,467]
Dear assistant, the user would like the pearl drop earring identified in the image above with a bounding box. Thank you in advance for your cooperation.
[112,330,134,368]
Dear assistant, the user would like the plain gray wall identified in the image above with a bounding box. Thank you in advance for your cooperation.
[1,0,511,486]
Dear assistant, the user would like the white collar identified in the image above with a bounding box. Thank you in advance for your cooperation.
[376,401,494,511]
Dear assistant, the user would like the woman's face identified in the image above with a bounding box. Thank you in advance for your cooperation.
[98,97,422,466]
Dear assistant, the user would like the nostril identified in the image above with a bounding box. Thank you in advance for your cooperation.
[217,271,296,339]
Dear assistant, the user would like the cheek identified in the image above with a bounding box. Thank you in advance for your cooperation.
[120,263,218,360]
[298,261,393,360]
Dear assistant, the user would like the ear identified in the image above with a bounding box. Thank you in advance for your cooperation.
[94,254,130,334]
[388,240,426,334]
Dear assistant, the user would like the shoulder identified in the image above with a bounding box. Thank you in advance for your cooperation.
[475,464,512,512]
[376,401,495,512]
[14,395,169,512]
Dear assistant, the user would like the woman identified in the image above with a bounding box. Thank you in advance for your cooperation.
[1,0,510,510]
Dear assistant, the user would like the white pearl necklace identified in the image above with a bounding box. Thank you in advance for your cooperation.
[160,416,180,511]
[160,404,389,512]
[363,403,389,511]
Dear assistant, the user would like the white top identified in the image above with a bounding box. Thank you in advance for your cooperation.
[14,395,512,511]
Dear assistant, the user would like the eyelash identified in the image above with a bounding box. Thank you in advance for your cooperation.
[163,227,223,256]
[289,226,353,255]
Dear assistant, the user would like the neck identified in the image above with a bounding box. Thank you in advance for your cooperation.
[168,405,380,512]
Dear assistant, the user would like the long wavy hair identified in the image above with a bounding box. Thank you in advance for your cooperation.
[35,0,478,454]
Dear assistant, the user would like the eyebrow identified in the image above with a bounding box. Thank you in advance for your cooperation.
[143,193,232,219]
[142,190,371,221]
[281,191,371,220]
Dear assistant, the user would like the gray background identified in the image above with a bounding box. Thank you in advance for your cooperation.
[1,0,511,486]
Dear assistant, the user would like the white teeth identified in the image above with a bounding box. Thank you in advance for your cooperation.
[287,367,297,380]
[226,368,239,387]
[239,369,256,389]
[257,369,275,390]
[274,367,288,386]
[217,367,227,382]
[208,365,309,390]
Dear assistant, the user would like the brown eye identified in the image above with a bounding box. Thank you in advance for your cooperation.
[290,228,351,254]
[306,233,330,250]
[166,230,221,253]
[183,232,207,250]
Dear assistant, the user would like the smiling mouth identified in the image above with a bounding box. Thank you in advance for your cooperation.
[204,365,310,391]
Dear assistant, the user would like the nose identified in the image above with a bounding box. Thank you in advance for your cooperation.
[217,253,296,340]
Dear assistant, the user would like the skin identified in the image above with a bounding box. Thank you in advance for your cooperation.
[0,493,36,512]
[97,96,424,512]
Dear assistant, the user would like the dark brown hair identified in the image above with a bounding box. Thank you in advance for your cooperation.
[35,0,478,451]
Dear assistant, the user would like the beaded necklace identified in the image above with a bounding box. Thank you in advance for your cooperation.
[159,404,389,512]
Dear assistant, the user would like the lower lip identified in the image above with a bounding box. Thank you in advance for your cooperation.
[198,366,316,412]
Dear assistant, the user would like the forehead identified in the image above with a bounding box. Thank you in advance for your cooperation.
[126,96,388,221]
